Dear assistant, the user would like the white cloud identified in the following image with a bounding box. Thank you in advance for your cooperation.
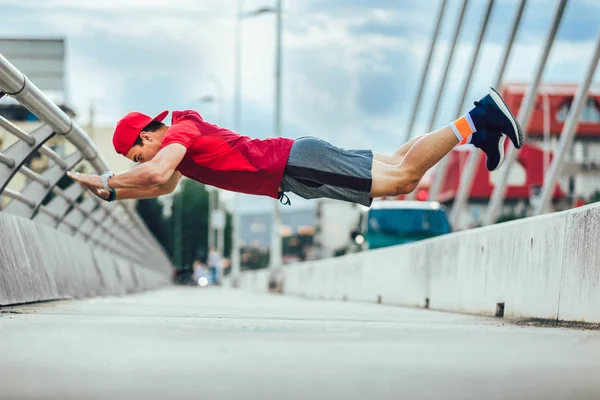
[3,0,597,215]
[3,0,597,153]
[67,53,127,124]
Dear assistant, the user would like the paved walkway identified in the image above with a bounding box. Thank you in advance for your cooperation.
[1,287,599,399]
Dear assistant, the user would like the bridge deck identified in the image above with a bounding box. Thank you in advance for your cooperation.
[1,287,599,400]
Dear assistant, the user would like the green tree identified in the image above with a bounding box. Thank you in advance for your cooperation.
[136,197,170,255]
[139,180,233,270]
[176,179,210,268]
[224,205,233,258]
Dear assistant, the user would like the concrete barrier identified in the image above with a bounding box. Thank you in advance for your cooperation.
[239,203,600,323]
[558,206,600,321]
[0,212,171,306]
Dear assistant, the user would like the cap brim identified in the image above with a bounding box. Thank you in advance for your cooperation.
[153,110,169,123]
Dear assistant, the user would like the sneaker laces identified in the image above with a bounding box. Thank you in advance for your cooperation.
[278,192,291,206]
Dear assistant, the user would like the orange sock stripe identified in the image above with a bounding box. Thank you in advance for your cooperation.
[458,136,469,145]
[452,116,474,140]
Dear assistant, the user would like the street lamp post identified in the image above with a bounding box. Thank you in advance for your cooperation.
[199,75,226,125]
[230,0,244,286]
[198,95,218,255]
[198,86,230,265]
[233,0,285,283]
[270,0,284,271]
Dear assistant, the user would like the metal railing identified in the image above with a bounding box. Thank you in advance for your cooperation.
[0,53,171,272]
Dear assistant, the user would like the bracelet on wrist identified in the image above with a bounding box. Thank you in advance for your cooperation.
[106,188,117,202]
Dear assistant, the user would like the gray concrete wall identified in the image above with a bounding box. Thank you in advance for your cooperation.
[0,212,171,306]
[238,203,600,323]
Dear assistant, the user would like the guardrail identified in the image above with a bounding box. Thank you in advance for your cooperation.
[237,201,600,323]
[0,52,170,272]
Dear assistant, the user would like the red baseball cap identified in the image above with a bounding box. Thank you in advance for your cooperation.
[112,110,169,155]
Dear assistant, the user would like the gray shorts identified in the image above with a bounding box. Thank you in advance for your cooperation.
[280,137,373,207]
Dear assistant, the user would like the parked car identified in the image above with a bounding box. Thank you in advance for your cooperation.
[349,200,452,252]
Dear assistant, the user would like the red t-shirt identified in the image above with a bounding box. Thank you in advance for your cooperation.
[160,110,294,199]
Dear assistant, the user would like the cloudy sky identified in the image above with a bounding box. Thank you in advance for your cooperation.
[1,0,599,212]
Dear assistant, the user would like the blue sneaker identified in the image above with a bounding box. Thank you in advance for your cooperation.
[470,129,506,171]
[470,87,524,149]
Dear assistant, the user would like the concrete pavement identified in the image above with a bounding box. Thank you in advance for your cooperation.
[1,287,599,400]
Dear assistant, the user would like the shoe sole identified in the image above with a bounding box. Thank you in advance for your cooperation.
[488,87,524,149]
[489,135,506,172]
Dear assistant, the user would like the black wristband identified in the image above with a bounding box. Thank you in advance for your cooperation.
[106,188,117,202]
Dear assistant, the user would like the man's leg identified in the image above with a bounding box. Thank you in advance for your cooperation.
[373,135,423,165]
[370,126,458,198]
[370,88,523,199]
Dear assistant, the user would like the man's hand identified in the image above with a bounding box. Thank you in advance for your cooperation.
[67,171,103,190]
[67,171,113,200]
[67,170,182,202]
[89,187,112,201]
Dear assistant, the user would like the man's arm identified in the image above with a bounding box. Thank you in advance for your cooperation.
[67,144,186,190]
[87,171,182,201]
[110,144,186,188]
[115,171,182,200]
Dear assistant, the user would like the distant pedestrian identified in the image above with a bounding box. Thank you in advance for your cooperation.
[207,248,221,285]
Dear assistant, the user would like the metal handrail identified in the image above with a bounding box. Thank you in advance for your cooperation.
[19,166,51,187]
[0,115,36,145]
[2,188,36,207]
[0,151,15,167]
[0,52,171,272]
